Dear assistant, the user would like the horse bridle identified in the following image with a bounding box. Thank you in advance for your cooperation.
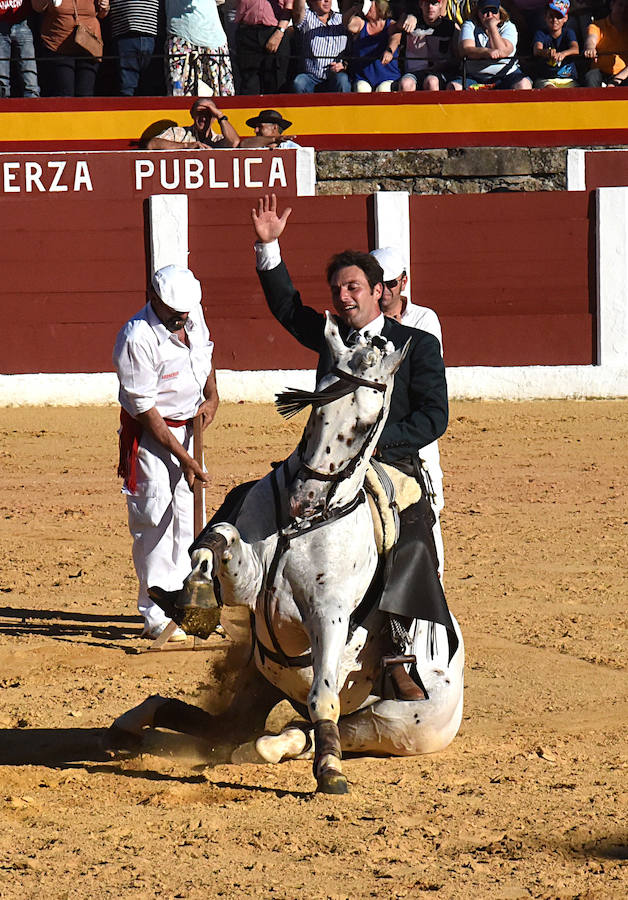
[291,365,388,508]
[251,365,390,671]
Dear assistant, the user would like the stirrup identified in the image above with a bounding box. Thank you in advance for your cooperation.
[381,655,426,702]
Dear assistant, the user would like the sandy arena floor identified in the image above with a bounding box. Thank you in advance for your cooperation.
[0,400,626,899]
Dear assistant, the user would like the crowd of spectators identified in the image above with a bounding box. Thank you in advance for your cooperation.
[0,0,626,98]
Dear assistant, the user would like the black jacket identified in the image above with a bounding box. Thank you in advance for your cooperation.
[258,261,448,464]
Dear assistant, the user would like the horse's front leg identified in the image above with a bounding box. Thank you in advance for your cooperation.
[187,523,263,614]
[307,610,350,795]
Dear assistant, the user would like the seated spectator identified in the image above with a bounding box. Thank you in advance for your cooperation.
[532,0,579,88]
[146,97,240,148]
[109,0,159,97]
[0,0,40,97]
[344,0,402,91]
[292,0,351,93]
[238,108,302,147]
[452,0,532,89]
[235,0,293,95]
[32,0,109,97]
[165,0,234,96]
[392,0,461,90]
[584,0,628,87]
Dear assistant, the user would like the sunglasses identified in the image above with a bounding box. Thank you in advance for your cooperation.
[480,7,499,13]
[384,277,402,289]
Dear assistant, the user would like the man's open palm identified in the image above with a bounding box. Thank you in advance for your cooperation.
[251,194,292,243]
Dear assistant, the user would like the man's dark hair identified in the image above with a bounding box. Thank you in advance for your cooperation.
[326,250,384,292]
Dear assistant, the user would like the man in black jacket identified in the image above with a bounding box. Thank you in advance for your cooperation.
[251,195,456,700]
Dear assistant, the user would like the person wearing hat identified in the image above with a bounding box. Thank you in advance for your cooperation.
[453,0,532,89]
[239,109,302,149]
[370,246,445,578]
[113,264,219,641]
[147,97,240,150]
[532,1,579,88]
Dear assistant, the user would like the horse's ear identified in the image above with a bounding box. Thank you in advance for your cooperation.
[381,338,411,378]
[323,311,347,363]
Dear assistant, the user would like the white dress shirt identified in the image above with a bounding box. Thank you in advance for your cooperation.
[401,298,443,353]
[113,302,214,420]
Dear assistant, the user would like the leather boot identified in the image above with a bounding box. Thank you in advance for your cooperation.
[388,662,426,701]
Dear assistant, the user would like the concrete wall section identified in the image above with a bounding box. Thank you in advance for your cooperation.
[596,187,628,369]
[2,365,627,407]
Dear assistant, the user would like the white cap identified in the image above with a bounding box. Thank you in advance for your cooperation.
[151,265,201,313]
[370,247,406,282]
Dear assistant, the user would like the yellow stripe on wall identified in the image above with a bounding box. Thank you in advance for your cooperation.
[2,99,628,144]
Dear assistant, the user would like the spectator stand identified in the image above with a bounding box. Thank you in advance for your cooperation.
[2,87,628,151]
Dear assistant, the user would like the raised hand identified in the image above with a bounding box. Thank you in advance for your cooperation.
[251,194,292,244]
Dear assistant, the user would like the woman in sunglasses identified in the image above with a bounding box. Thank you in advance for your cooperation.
[450,0,532,89]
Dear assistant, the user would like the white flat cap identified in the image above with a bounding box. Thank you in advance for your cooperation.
[370,247,406,281]
[152,265,201,313]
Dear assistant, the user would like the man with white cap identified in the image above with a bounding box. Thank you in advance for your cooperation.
[370,246,445,578]
[113,264,219,641]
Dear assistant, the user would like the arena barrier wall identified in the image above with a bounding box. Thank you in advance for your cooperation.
[1,153,627,402]
[2,91,628,152]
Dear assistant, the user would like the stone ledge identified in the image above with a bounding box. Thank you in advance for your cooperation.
[315,147,568,193]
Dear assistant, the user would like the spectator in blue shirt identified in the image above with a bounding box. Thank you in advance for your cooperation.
[344,0,402,92]
[292,0,351,92]
[532,0,579,87]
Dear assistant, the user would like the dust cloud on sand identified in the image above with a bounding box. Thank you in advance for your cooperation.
[0,401,626,898]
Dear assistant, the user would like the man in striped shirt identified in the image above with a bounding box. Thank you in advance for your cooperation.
[110,0,160,96]
[292,0,350,92]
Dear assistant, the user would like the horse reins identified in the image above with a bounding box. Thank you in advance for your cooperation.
[251,365,390,669]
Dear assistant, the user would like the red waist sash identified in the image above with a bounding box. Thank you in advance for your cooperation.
[117,408,191,493]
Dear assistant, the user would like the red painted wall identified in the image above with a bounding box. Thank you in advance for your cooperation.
[1,190,594,374]
[410,192,594,366]
[585,150,628,191]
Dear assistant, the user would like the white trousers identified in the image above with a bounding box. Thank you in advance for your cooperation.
[126,425,195,630]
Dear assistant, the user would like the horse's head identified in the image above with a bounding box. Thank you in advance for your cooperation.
[279,313,409,519]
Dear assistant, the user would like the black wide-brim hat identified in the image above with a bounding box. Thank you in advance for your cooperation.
[245,109,292,132]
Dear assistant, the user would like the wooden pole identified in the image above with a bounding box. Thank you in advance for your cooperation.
[193,414,204,537]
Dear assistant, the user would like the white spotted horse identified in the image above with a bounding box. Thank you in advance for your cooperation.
[109,315,464,794]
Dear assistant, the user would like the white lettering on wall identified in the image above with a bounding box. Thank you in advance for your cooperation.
[130,154,297,193]
[48,161,68,192]
[268,156,287,188]
[3,162,20,193]
[185,158,204,189]
[160,158,180,190]
[25,162,45,192]
[208,159,228,189]
[135,159,154,190]
[244,158,263,189]
[73,160,93,192]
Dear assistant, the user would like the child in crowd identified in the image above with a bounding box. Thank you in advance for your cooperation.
[532,0,579,88]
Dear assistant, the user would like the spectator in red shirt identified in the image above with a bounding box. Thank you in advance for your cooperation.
[0,0,40,96]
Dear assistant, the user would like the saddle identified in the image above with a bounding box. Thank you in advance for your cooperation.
[364,460,421,557]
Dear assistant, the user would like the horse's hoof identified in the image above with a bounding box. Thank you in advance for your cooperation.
[316,771,349,795]
[103,724,143,757]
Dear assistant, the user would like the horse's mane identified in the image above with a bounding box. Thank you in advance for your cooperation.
[275,380,357,419]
